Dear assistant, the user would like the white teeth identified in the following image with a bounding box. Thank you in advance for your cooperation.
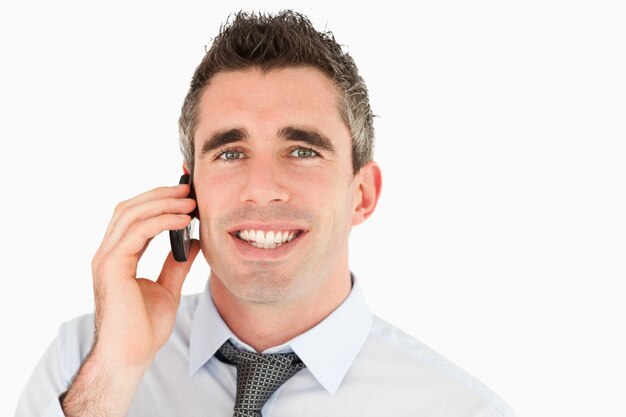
[236,229,300,249]
[251,241,279,249]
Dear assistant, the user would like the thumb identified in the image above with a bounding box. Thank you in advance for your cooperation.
[157,239,201,302]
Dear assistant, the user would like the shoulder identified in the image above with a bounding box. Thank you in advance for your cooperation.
[354,315,515,417]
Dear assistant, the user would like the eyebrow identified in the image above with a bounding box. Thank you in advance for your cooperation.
[198,126,336,157]
[277,127,335,154]
[200,128,249,157]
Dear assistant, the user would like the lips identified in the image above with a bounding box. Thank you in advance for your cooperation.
[236,229,304,249]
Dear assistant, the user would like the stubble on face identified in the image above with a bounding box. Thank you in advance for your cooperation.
[204,204,330,305]
[193,67,357,310]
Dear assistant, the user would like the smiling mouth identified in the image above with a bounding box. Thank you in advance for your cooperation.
[234,229,304,249]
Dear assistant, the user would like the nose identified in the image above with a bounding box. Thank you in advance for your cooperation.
[239,155,290,206]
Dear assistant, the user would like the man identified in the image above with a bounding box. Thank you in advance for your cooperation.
[16,10,514,417]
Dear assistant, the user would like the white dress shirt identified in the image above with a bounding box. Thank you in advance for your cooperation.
[16,276,514,417]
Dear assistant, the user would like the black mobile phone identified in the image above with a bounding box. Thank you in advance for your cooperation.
[169,173,198,262]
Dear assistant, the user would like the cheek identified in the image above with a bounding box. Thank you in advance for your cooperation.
[297,175,344,216]
[318,179,356,227]
[195,173,235,225]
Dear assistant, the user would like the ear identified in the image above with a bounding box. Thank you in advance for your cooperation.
[182,162,190,175]
[352,161,382,226]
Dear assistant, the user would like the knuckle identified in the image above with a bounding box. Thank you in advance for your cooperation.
[117,203,132,219]
[113,200,128,215]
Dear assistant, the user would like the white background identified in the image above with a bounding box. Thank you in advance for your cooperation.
[1,0,625,416]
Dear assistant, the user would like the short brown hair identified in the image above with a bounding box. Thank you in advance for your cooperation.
[178,10,375,174]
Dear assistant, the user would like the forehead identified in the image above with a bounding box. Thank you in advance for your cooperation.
[195,67,349,142]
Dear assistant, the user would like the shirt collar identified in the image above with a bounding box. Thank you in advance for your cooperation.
[188,274,373,396]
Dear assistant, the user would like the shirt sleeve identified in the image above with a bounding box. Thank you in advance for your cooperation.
[14,330,69,416]
[39,398,67,417]
[15,316,95,417]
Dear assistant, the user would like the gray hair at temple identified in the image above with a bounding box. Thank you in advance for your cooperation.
[178,10,375,175]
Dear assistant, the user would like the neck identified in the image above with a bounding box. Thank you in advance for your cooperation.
[209,270,352,352]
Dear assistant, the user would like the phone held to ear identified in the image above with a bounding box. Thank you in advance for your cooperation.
[169,173,198,262]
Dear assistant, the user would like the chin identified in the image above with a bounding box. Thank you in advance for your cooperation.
[219,268,303,305]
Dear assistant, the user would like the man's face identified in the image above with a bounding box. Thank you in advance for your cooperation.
[192,67,362,305]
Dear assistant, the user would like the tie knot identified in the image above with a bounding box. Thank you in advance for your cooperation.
[217,339,302,367]
[216,340,306,417]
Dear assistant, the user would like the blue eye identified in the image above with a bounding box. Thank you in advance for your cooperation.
[289,147,319,158]
[218,149,244,160]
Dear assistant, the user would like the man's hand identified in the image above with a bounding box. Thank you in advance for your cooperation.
[61,184,200,417]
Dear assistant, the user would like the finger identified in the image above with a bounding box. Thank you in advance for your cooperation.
[102,184,191,241]
[101,197,196,256]
[157,239,201,303]
[107,214,192,263]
